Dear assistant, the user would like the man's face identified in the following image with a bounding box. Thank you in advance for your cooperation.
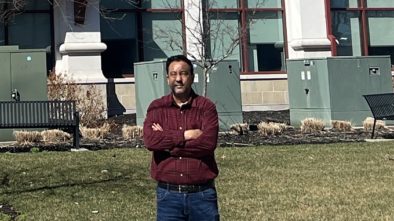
[167,60,194,98]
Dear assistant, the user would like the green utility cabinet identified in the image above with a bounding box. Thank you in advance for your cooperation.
[134,60,243,130]
[287,56,392,127]
[0,46,47,141]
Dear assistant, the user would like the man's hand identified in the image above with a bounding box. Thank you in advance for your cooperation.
[184,129,202,141]
[152,123,163,131]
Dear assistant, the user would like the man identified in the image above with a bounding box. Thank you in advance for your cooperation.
[143,55,220,221]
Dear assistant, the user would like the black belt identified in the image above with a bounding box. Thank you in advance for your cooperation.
[158,180,215,193]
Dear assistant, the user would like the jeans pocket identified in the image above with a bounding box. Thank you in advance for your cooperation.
[156,187,169,202]
[201,188,218,201]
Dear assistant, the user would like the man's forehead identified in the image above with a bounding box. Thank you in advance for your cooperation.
[169,61,190,70]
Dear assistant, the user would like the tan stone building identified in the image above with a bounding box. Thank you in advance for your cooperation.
[1,0,393,115]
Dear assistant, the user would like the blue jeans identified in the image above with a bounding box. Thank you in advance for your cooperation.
[156,186,220,221]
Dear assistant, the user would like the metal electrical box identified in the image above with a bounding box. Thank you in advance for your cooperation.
[134,60,243,130]
[0,46,48,141]
[287,56,392,127]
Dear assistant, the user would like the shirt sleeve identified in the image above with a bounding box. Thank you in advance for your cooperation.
[170,102,218,158]
[143,103,185,151]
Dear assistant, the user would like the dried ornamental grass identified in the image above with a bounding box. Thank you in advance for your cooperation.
[122,125,143,140]
[257,122,287,136]
[229,123,249,135]
[81,123,111,140]
[363,117,386,131]
[41,129,71,143]
[301,118,325,133]
[13,131,42,144]
[48,71,106,128]
[331,120,352,132]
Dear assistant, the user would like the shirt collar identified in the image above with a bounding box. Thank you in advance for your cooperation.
[164,89,198,108]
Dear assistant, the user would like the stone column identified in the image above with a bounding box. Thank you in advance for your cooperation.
[54,0,106,82]
[284,0,332,59]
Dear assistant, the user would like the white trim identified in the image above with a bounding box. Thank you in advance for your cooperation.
[240,74,287,80]
[242,104,289,112]
[289,38,331,51]
[73,77,135,84]
[60,43,107,54]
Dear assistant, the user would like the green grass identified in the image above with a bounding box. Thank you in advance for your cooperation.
[1,142,394,220]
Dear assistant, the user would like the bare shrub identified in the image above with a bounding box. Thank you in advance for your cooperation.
[122,125,143,140]
[301,118,325,133]
[41,129,71,143]
[363,117,386,131]
[229,123,248,135]
[81,123,111,140]
[331,120,352,132]
[77,84,106,127]
[13,131,42,144]
[48,71,105,127]
[257,122,287,136]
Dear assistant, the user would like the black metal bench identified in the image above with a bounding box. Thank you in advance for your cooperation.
[0,100,80,147]
[363,93,394,138]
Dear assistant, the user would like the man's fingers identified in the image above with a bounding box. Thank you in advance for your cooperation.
[152,123,163,131]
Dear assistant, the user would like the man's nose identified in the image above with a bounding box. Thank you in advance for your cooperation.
[175,74,182,81]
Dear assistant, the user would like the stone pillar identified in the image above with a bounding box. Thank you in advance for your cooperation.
[53,0,106,82]
[285,0,332,59]
[184,0,204,60]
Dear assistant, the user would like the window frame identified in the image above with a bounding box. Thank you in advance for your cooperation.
[99,1,186,77]
[208,0,288,75]
[0,0,54,71]
[326,0,394,69]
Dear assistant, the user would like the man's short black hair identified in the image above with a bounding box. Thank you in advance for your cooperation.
[166,55,194,75]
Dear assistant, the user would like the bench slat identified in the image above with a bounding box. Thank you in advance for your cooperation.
[0,100,79,148]
[363,93,394,139]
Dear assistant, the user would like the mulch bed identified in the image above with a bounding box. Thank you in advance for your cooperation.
[0,110,392,153]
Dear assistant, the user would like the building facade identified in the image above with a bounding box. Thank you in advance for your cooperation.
[1,0,393,115]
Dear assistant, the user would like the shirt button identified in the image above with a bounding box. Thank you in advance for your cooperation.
[179,157,182,160]
[179,127,182,130]
[180,173,183,177]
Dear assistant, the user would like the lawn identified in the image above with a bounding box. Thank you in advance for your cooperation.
[1,142,394,220]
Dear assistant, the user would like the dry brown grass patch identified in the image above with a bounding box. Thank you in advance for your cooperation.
[81,123,111,140]
[41,129,71,143]
[13,131,42,144]
[331,120,352,132]
[229,123,249,135]
[301,118,325,133]
[122,125,143,140]
[363,117,386,131]
[257,122,287,136]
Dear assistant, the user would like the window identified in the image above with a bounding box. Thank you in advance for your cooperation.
[100,0,183,78]
[0,0,53,71]
[330,0,394,67]
[209,0,286,74]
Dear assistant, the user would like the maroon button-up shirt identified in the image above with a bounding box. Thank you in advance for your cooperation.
[143,91,219,185]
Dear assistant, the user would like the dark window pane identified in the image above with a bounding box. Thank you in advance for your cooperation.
[141,0,180,9]
[248,12,284,71]
[330,0,358,8]
[367,11,394,67]
[142,13,183,61]
[102,39,136,78]
[366,0,394,7]
[248,0,281,8]
[101,0,138,9]
[100,11,138,77]
[24,0,51,10]
[331,11,362,56]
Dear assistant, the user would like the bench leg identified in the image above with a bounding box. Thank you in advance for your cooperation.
[371,119,376,139]
[73,112,80,148]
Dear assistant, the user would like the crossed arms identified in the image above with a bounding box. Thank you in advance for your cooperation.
[143,103,218,158]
